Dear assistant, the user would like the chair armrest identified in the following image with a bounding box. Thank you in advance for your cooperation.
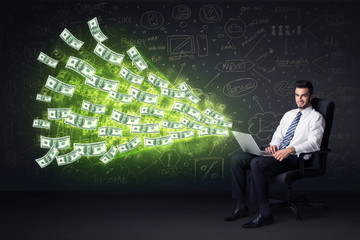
[297,148,331,177]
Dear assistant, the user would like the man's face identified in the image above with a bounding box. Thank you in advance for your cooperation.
[295,87,313,109]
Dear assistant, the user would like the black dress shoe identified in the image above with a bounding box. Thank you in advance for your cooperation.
[224,207,249,221]
[242,213,274,228]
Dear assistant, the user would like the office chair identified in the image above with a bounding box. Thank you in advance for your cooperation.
[269,98,335,220]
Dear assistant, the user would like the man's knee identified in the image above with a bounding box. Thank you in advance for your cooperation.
[250,157,266,171]
[231,153,251,169]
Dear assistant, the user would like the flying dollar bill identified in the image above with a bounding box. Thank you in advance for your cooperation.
[74,141,107,156]
[33,119,51,130]
[65,56,96,80]
[37,52,58,68]
[94,42,124,66]
[140,106,164,118]
[198,115,213,125]
[100,146,118,164]
[56,149,82,166]
[40,135,70,150]
[111,109,140,125]
[119,66,144,85]
[170,130,195,139]
[126,46,148,72]
[130,123,160,134]
[35,146,59,168]
[178,82,201,104]
[117,136,142,153]
[144,135,173,147]
[108,90,132,104]
[161,87,185,100]
[129,86,158,105]
[64,112,98,130]
[45,75,76,97]
[181,117,204,130]
[203,107,225,121]
[36,94,51,103]
[171,101,202,120]
[85,75,119,93]
[48,108,71,120]
[87,17,108,42]
[98,127,123,137]
[147,73,169,88]
[211,119,233,128]
[81,100,106,115]
[161,120,182,129]
[59,28,84,50]
[199,127,229,137]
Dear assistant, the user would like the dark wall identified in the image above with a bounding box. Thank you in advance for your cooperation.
[1,1,359,191]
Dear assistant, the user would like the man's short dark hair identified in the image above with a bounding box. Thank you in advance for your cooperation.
[295,80,313,95]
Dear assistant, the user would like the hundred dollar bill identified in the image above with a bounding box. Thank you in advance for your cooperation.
[33,119,51,130]
[140,106,164,118]
[37,52,58,68]
[203,107,225,121]
[35,146,59,168]
[147,73,169,88]
[178,82,201,104]
[117,136,142,153]
[198,115,212,125]
[65,56,96,80]
[36,94,51,103]
[85,75,119,93]
[48,108,71,120]
[126,46,148,72]
[162,120,182,129]
[74,141,107,156]
[129,86,158,105]
[56,149,82,166]
[161,87,185,100]
[59,28,84,50]
[171,101,202,120]
[108,90,132,104]
[199,127,229,137]
[64,112,98,130]
[87,17,108,43]
[130,123,160,134]
[170,130,194,139]
[144,135,173,147]
[211,119,233,128]
[45,75,76,97]
[98,127,123,137]
[181,117,203,130]
[100,146,118,164]
[119,66,144,85]
[111,109,140,125]
[81,100,106,115]
[40,135,70,150]
[94,42,124,66]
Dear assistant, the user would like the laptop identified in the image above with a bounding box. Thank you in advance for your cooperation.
[232,131,273,157]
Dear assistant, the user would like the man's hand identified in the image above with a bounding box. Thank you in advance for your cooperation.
[265,145,278,154]
[272,147,295,162]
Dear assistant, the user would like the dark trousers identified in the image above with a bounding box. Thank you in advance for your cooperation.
[231,153,298,203]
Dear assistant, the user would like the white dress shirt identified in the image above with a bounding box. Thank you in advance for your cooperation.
[269,105,325,158]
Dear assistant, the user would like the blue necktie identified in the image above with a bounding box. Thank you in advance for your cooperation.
[279,111,302,150]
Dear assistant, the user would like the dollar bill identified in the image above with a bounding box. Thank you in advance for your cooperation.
[85,75,119,93]
[211,119,233,128]
[33,119,51,130]
[117,136,142,153]
[147,73,169,88]
[140,106,164,118]
[170,130,194,139]
[129,86,158,105]
[144,135,173,147]
[111,109,140,125]
[181,117,204,130]
[37,52,58,68]
[198,115,213,125]
[161,120,182,129]
[56,149,82,166]
[199,127,229,137]
[94,42,124,66]
[100,146,118,164]
[178,82,201,104]
[40,135,70,150]
[81,100,106,115]
[48,108,71,120]
[36,94,51,103]
[161,87,185,100]
[203,107,225,121]
[87,17,108,43]
[35,146,59,168]
[126,46,148,72]
[171,101,202,121]
[59,28,84,50]
[98,127,123,137]
[130,123,160,134]
[45,75,76,97]
[74,141,107,156]
[119,66,144,85]
[64,112,98,130]
[108,90,132,104]
[65,56,96,80]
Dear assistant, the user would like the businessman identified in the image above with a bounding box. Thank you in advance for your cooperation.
[224,80,325,228]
